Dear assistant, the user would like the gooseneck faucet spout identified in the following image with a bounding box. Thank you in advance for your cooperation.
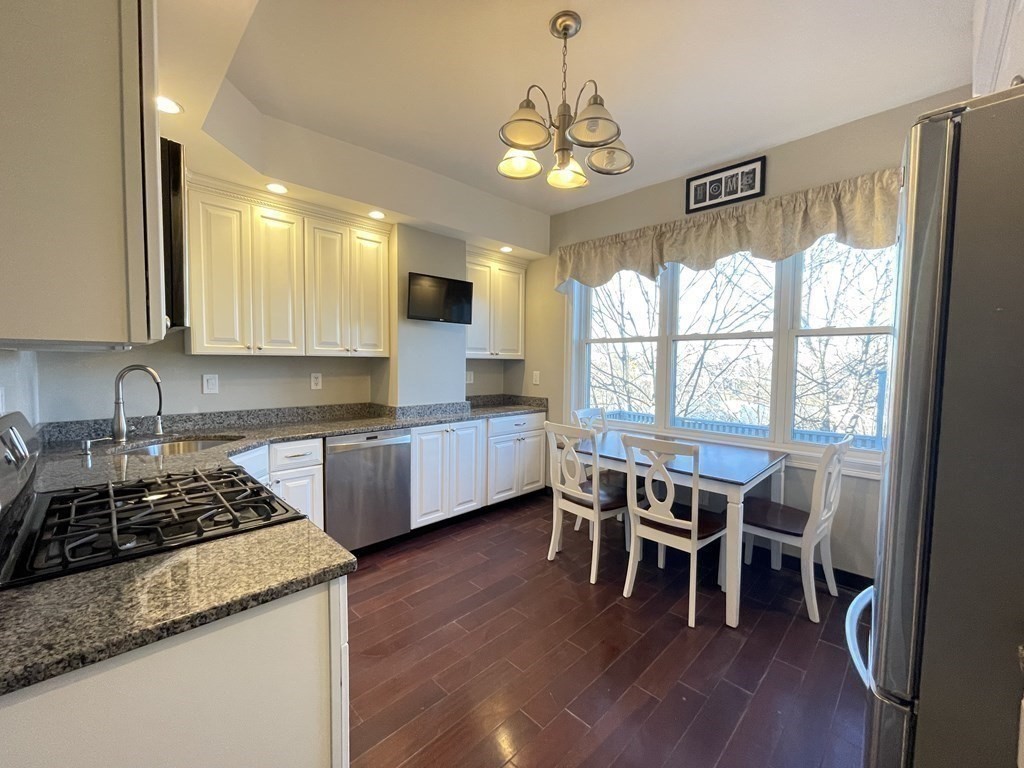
[113,365,163,443]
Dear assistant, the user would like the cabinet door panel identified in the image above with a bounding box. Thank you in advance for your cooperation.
[487,435,519,505]
[492,265,524,358]
[349,230,389,356]
[305,218,350,355]
[519,430,546,494]
[411,427,447,528]
[272,464,325,530]
[466,260,492,357]
[188,191,252,353]
[449,420,486,517]
[252,207,304,355]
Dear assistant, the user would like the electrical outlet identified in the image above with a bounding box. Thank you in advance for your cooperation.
[465,371,474,384]
[201,374,219,395]
[311,373,323,390]
[532,370,541,386]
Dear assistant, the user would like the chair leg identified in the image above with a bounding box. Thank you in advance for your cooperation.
[547,504,563,561]
[657,543,666,570]
[718,537,726,591]
[623,513,630,552]
[820,535,839,597]
[623,532,640,597]
[770,540,782,570]
[801,545,820,623]
[574,515,583,532]
[588,520,594,541]
[688,548,699,628]
[590,517,602,584]
[744,534,754,565]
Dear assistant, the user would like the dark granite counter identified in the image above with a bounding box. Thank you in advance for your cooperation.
[35,404,547,491]
[0,519,355,696]
[1,398,546,696]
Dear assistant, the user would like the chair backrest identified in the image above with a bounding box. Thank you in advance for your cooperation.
[544,420,600,508]
[621,434,701,540]
[807,435,854,535]
[571,407,608,433]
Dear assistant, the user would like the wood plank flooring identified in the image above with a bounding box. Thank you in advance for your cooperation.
[347,492,867,768]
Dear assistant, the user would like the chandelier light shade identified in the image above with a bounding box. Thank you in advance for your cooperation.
[496,10,631,189]
[498,99,551,151]
[586,139,634,175]
[497,148,543,179]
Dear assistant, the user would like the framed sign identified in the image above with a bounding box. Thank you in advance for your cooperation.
[685,155,766,214]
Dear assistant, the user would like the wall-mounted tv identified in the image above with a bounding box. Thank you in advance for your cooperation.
[407,272,473,324]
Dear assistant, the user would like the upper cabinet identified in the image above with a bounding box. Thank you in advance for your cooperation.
[306,220,389,357]
[187,179,389,357]
[466,252,525,360]
[0,0,164,345]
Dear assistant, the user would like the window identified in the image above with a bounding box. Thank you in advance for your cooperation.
[583,272,659,424]
[572,234,898,457]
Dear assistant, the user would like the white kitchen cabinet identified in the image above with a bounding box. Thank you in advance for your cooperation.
[252,207,305,355]
[486,412,546,504]
[305,219,389,357]
[231,445,270,486]
[188,191,253,354]
[0,0,163,345]
[411,420,486,528]
[269,439,325,530]
[466,253,525,359]
[189,194,304,356]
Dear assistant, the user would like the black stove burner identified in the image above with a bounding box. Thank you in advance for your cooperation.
[2,466,305,589]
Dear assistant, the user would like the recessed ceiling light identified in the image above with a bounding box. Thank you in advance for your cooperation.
[156,96,184,114]
[500,246,513,253]
[368,210,386,220]
[266,183,288,194]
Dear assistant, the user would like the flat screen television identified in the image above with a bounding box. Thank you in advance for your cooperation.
[407,272,473,324]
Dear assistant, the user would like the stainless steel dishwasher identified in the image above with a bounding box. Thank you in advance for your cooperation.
[324,429,411,550]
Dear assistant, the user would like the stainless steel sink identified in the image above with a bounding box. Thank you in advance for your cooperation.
[115,437,242,456]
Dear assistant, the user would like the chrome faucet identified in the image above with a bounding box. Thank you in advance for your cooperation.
[113,365,163,443]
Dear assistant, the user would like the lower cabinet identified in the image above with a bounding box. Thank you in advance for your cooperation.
[271,464,325,530]
[411,420,487,529]
[268,439,325,530]
[486,429,545,505]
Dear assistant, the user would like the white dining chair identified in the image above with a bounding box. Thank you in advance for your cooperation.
[742,435,854,622]
[570,406,622,533]
[622,434,726,628]
[545,421,629,584]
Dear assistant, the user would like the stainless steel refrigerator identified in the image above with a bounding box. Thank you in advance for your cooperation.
[845,85,1024,767]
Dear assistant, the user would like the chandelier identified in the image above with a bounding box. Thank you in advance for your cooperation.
[496,10,633,189]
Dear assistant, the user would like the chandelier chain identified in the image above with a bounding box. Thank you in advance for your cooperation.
[561,35,568,106]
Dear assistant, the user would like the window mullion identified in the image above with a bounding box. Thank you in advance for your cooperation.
[773,253,799,447]
[654,265,676,431]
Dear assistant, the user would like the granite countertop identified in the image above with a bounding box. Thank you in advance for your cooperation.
[0,519,355,696]
[1,401,545,697]
[35,404,547,492]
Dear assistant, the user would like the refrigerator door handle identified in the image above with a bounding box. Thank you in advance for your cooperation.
[846,586,874,689]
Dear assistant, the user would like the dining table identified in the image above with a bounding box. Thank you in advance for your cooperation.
[575,429,788,628]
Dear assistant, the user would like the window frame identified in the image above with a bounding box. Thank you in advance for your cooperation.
[568,243,896,478]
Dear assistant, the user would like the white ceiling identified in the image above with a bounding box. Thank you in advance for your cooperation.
[224,0,972,216]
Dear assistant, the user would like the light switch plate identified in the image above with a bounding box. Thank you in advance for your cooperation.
[465,371,474,384]
[311,373,323,390]
[202,374,219,395]
[532,371,541,386]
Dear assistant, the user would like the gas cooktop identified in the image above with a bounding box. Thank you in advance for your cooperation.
[0,414,305,590]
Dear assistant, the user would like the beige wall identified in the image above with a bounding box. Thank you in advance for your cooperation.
[465,359,505,396]
[0,350,39,424]
[34,334,374,423]
[382,224,469,407]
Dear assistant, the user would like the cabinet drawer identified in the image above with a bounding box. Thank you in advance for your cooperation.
[487,412,545,437]
[269,439,323,471]
[231,446,269,480]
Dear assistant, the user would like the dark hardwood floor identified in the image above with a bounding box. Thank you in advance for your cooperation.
[347,492,868,768]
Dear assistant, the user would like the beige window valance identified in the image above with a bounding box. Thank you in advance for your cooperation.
[555,167,901,289]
